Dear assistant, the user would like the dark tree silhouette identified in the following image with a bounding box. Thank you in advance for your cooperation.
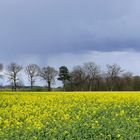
[58,66,71,91]
[25,64,40,90]
[40,66,58,91]
[6,63,22,91]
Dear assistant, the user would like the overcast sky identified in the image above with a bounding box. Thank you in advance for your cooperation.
[1,0,140,76]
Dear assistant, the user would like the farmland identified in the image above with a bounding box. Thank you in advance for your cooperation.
[0,92,140,140]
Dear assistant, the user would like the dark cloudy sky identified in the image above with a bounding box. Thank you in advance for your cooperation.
[1,0,140,75]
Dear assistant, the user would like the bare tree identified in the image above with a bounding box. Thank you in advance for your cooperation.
[121,72,133,90]
[133,76,140,91]
[6,63,22,91]
[83,62,100,91]
[25,64,40,90]
[70,65,86,91]
[40,66,58,91]
[105,64,123,91]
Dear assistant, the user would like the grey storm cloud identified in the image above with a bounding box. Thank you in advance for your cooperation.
[0,0,140,60]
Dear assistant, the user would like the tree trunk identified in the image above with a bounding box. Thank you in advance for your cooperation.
[31,77,33,91]
[48,81,51,91]
[13,74,17,91]
[14,82,17,91]
[63,80,66,91]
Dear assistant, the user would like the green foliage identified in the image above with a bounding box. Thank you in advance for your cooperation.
[58,66,71,91]
[58,66,71,82]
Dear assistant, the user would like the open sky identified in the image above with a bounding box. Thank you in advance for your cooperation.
[0,0,140,76]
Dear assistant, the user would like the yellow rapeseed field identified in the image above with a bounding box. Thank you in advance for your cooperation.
[0,92,140,140]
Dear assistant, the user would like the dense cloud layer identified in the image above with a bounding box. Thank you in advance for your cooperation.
[0,0,140,71]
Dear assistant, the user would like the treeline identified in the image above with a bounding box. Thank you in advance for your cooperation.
[0,62,140,91]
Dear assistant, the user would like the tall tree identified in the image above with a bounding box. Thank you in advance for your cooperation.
[105,64,123,91]
[83,62,100,91]
[40,66,58,91]
[6,63,22,91]
[58,66,71,91]
[25,64,40,90]
[70,65,86,91]
[121,72,133,91]
[133,76,140,91]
